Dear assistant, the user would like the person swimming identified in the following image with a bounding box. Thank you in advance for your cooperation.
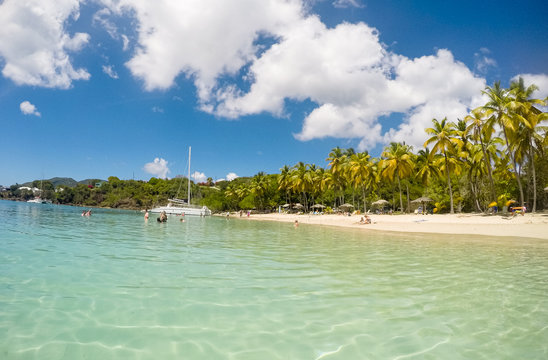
[157,211,167,223]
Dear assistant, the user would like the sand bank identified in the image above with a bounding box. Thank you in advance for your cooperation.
[236,212,548,240]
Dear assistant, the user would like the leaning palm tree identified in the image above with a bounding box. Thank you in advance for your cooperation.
[379,142,415,213]
[482,81,525,207]
[424,117,462,213]
[508,77,548,212]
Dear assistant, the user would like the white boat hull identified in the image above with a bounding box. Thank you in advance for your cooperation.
[149,205,211,216]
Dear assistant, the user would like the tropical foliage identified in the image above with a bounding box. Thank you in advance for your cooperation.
[3,79,547,213]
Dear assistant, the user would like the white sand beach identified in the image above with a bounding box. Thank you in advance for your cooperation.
[238,212,548,240]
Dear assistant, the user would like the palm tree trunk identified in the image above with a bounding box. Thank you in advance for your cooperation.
[502,128,525,207]
[479,136,496,201]
[529,140,537,212]
[362,187,367,214]
[397,176,403,213]
[444,153,454,213]
[406,183,410,213]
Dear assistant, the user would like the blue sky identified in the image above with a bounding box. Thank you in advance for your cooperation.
[1,0,547,186]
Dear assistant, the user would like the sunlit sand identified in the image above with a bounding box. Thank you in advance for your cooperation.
[240,212,548,240]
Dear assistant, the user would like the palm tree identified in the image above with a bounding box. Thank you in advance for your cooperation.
[278,165,292,205]
[348,151,372,213]
[508,77,548,212]
[416,147,440,188]
[482,81,525,207]
[326,147,347,206]
[465,107,496,202]
[250,172,269,210]
[380,142,415,213]
[424,118,462,213]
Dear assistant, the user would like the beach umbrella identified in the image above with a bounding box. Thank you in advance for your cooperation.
[292,203,304,209]
[488,201,497,208]
[282,204,290,208]
[506,199,516,207]
[311,204,325,209]
[339,203,354,208]
[411,197,433,214]
[371,199,389,206]
[411,196,433,203]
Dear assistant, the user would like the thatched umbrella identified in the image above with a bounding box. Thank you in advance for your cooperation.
[293,203,304,209]
[282,204,290,208]
[311,204,325,209]
[371,199,389,206]
[544,186,548,192]
[411,196,433,214]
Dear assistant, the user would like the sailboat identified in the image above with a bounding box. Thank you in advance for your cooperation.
[149,147,211,216]
[27,178,52,204]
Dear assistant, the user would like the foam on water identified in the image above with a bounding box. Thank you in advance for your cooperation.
[1,200,547,359]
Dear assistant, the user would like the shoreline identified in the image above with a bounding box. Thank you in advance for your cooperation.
[231,212,548,240]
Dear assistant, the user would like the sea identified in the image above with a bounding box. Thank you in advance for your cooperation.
[1,200,547,359]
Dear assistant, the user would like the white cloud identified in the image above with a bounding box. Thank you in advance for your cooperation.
[101,1,487,151]
[0,0,90,88]
[121,34,129,51]
[226,172,239,181]
[191,171,207,183]
[512,73,548,99]
[151,106,164,113]
[474,47,497,74]
[20,101,41,116]
[102,64,118,79]
[333,0,364,8]
[143,158,170,179]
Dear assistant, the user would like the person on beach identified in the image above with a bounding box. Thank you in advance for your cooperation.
[144,209,149,221]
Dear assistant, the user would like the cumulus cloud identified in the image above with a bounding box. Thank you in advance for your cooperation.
[143,158,170,179]
[0,0,90,88]
[102,65,118,79]
[191,171,207,183]
[151,106,164,113]
[20,101,41,116]
[226,172,239,181]
[97,1,487,150]
[513,73,548,99]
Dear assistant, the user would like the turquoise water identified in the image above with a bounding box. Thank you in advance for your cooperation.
[1,200,547,359]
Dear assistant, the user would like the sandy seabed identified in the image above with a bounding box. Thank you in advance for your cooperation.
[230,212,548,240]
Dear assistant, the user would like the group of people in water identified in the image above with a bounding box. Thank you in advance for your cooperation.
[143,209,186,223]
[81,209,92,216]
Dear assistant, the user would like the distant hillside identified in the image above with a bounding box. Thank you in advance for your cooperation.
[20,177,106,188]
[49,177,78,187]
[78,179,107,185]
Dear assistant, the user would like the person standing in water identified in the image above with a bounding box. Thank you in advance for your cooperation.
[144,209,149,221]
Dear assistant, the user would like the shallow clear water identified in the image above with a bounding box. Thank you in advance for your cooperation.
[1,200,547,359]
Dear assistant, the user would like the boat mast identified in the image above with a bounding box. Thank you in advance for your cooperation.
[188,146,191,205]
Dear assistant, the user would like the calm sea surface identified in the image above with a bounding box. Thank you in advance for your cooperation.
[1,200,547,359]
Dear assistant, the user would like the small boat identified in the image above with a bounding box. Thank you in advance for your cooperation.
[27,178,52,204]
[149,146,211,216]
[27,197,52,204]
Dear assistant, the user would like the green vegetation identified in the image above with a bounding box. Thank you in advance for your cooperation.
[2,79,547,213]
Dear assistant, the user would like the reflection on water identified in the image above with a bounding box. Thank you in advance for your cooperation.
[1,200,547,359]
